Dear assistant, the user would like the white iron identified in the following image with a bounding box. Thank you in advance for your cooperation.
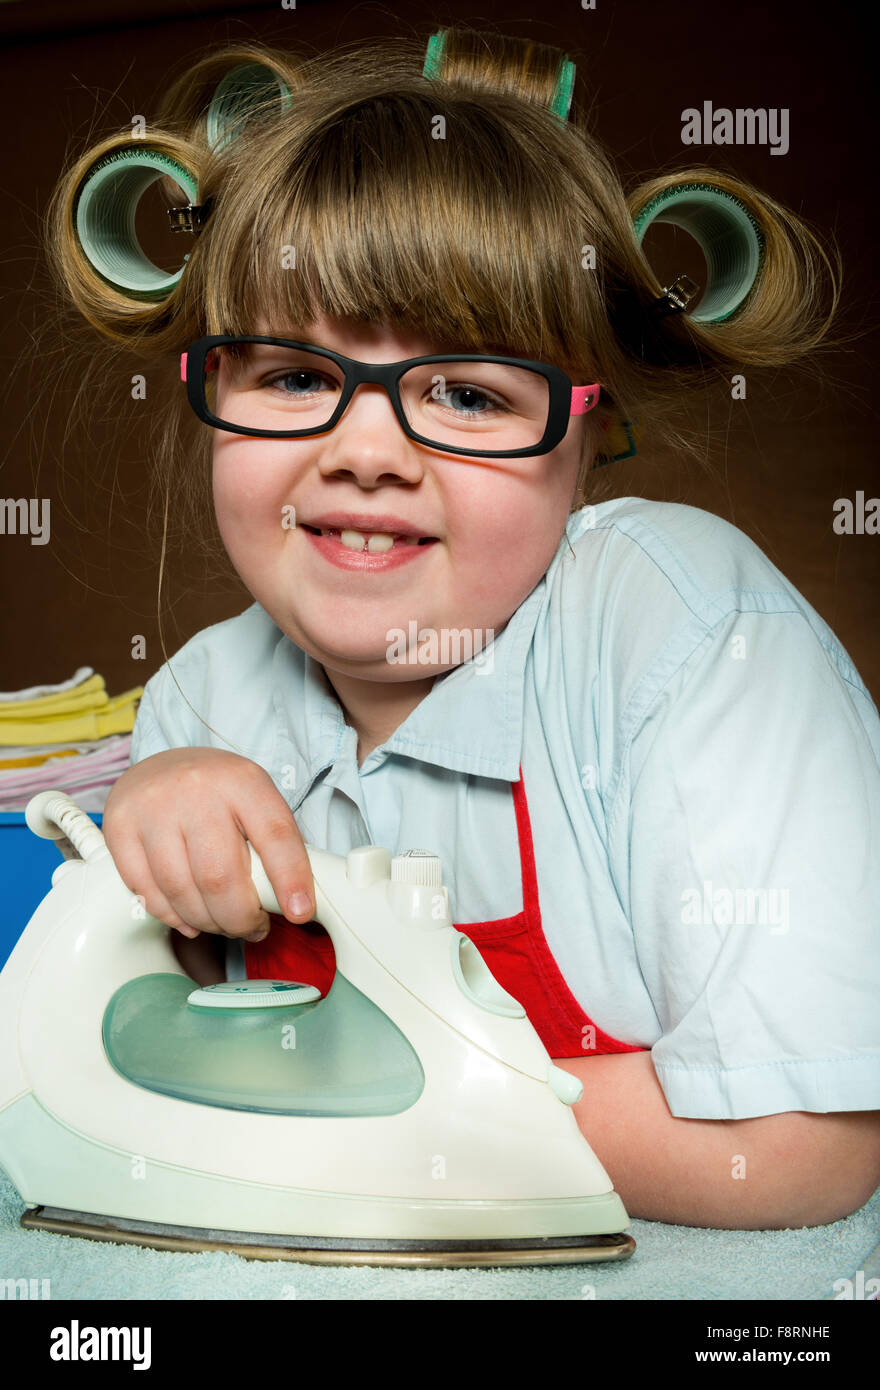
[0,790,634,1267]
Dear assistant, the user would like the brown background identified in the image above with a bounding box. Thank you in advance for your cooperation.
[0,0,877,700]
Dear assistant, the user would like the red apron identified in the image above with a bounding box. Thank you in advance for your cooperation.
[243,766,646,1059]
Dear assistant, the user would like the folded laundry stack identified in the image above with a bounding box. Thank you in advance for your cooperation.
[0,667,143,813]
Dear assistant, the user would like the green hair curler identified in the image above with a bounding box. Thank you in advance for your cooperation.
[549,58,575,121]
[422,30,575,124]
[633,182,766,324]
[73,146,199,299]
[205,61,292,154]
[422,30,447,82]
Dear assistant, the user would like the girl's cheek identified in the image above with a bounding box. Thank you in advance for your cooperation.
[212,440,243,509]
[212,443,282,520]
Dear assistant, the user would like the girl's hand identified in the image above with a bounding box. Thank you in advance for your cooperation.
[102,748,314,943]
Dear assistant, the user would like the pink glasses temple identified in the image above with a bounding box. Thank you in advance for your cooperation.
[571,384,600,414]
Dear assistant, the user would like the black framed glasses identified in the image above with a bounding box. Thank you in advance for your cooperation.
[181,335,601,459]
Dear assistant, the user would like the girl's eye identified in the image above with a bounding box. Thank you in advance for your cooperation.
[265,369,334,396]
[437,384,508,416]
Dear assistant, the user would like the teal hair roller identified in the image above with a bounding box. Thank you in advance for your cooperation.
[633,182,766,324]
[422,30,447,82]
[205,61,292,154]
[423,30,575,124]
[549,58,575,121]
[73,146,199,299]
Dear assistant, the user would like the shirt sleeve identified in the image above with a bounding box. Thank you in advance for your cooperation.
[621,607,880,1120]
[129,680,172,765]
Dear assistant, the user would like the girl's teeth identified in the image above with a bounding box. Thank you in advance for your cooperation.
[340,529,394,552]
[313,526,426,551]
[329,529,421,552]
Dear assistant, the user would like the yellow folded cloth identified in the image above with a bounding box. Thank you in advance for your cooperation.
[0,673,107,718]
[0,748,81,770]
[0,673,143,746]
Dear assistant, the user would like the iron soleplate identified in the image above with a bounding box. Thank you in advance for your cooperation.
[22,1205,636,1267]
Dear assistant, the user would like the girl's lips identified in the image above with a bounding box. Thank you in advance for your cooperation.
[302,527,439,572]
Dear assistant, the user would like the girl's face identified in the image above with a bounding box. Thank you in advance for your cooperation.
[212,314,587,682]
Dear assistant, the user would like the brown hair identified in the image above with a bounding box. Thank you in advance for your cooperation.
[46,26,843,592]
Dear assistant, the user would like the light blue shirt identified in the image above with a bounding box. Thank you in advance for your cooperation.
[129,497,880,1120]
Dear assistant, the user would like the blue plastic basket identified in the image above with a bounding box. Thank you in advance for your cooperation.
[0,810,104,969]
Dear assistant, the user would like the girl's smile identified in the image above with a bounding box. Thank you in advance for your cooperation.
[300,524,439,571]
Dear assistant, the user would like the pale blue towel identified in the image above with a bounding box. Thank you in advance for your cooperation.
[2,1166,877,1300]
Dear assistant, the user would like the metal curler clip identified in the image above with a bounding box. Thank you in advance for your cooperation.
[167,201,213,233]
[653,274,701,317]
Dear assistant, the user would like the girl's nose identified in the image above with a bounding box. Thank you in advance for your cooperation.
[315,383,426,485]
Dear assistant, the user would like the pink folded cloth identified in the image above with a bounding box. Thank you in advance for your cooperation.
[0,735,131,813]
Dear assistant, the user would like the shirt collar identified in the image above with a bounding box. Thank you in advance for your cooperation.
[271,512,585,796]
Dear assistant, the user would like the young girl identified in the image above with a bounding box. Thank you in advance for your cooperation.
[51,27,880,1231]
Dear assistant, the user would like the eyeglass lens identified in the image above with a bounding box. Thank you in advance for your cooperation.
[203,342,551,451]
